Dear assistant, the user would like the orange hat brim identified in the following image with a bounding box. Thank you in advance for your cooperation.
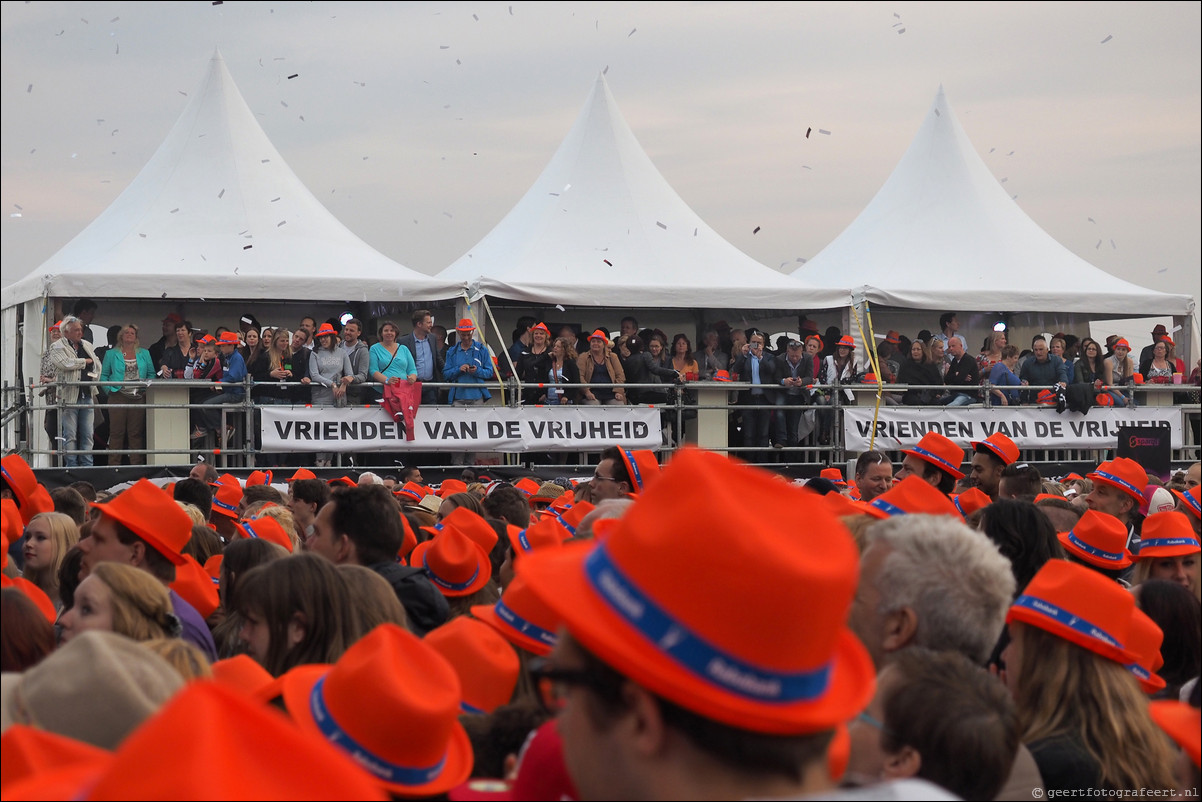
[1056,531,1133,569]
[470,603,555,657]
[283,664,474,797]
[518,542,876,736]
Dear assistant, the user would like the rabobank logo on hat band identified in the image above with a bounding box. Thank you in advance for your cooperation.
[1066,532,1125,563]
[584,544,831,703]
[213,498,237,513]
[242,522,262,540]
[623,449,644,492]
[1126,663,1151,682]
[1012,594,1122,650]
[909,446,959,475]
[870,499,905,517]
[1140,537,1199,550]
[953,497,966,517]
[495,600,558,647]
[311,677,447,786]
[553,512,577,536]
[1091,470,1142,499]
[422,554,480,591]
[517,529,532,553]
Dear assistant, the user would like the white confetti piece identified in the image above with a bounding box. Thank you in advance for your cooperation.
[26,84,32,93]
[629,28,636,36]
[509,5,513,14]
[10,213,21,218]
[1157,268,1168,273]
[555,305,565,311]
[271,197,280,202]
[656,221,667,229]
[111,16,119,22]
[1000,177,1008,183]
[440,45,450,49]
[139,233,147,238]
[819,129,831,135]
[443,212,453,219]
[281,100,288,108]
[261,159,270,163]
[218,189,225,198]
[897,27,905,34]
[14,204,22,210]
[1087,217,1095,223]
[278,221,286,227]
[1110,239,1116,249]
[472,13,478,20]
[1100,34,1113,44]
[1096,240,1102,249]
[170,208,179,213]
[934,108,940,116]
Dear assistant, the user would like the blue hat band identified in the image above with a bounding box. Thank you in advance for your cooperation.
[422,553,480,591]
[1066,531,1126,563]
[1139,537,1199,551]
[584,544,832,703]
[494,599,558,648]
[1011,594,1123,651]
[623,449,644,492]
[869,498,905,517]
[1092,470,1142,500]
[909,445,960,475]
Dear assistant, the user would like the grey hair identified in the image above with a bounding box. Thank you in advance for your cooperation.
[866,514,1016,664]
[60,315,83,332]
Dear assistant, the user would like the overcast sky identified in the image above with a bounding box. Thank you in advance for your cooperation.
[2,1,1199,309]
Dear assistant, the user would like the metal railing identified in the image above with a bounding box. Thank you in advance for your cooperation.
[10,374,1200,473]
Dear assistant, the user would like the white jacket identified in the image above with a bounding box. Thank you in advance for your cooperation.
[49,337,100,400]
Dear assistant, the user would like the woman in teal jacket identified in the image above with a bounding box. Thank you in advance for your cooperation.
[99,323,156,465]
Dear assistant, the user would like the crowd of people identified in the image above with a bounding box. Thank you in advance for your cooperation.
[2,432,1200,799]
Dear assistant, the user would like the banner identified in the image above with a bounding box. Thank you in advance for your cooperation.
[261,405,661,453]
[843,407,1181,452]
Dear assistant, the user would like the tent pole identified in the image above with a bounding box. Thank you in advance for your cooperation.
[470,294,519,406]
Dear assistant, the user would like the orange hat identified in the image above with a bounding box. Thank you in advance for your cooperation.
[513,477,541,498]
[1007,559,1137,665]
[1148,701,1201,769]
[0,574,57,623]
[1057,509,1133,569]
[517,447,874,735]
[1033,493,1066,504]
[2,498,20,560]
[1036,389,1059,406]
[327,475,356,488]
[235,517,295,552]
[217,330,243,346]
[455,318,475,332]
[0,454,54,525]
[884,331,900,345]
[286,468,317,482]
[530,322,551,336]
[208,479,243,519]
[203,554,223,580]
[246,469,273,487]
[91,479,190,565]
[587,329,608,342]
[713,370,732,382]
[395,481,429,503]
[820,490,868,518]
[548,490,576,514]
[314,323,338,339]
[471,574,562,657]
[971,432,1019,465]
[168,555,220,619]
[210,654,277,701]
[1125,608,1166,695]
[398,514,418,562]
[83,681,387,800]
[1113,338,1131,351]
[423,507,498,556]
[863,475,960,519]
[819,468,846,487]
[0,726,111,799]
[1135,511,1200,559]
[410,526,492,597]
[901,431,965,480]
[424,617,520,714]
[836,335,855,348]
[282,624,472,797]
[550,500,595,539]
[1171,485,1200,519]
[618,449,660,495]
[508,517,566,558]
[1088,457,1146,504]
[1060,472,1086,483]
[953,487,992,519]
[447,719,578,802]
[49,320,63,332]
[437,478,469,499]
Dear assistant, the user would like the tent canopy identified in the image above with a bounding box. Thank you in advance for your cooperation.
[438,74,844,310]
[790,87,1193,317]
[2,51,463,309]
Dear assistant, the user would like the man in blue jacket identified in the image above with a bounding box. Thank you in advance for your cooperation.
[200,331,248,444]
[443,318,494,405]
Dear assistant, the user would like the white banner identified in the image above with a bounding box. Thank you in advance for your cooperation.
[261,405,661,452]
[843,407,1182,452]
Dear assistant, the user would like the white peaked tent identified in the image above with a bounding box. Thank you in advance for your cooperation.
[1,50,462,309]
[438,74,844,310]
[790,87,1194,317]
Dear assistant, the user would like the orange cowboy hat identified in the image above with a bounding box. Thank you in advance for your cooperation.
[1057,509,1133,570]
[971,432,1019,465]
[1007,559,1138,665]
[437,478,469,498]
[530,322,551,337]
[395,480,431,503]
[424,617,520,715]
[549,500,595,539]
[0,455,54,525]
[1171,485,1200,519]
[82,681,387,800]
[282,624,473,797]
[1087,457,1147,505]
[246,469,273,487]
[517,447,875,735]
[410,526,492,597]
[901,431,965,480]
[1135,511,1200,559]
[285,468,317,482]
[819,489,868,518]
[507,517,567,558]
[235,516,295,552]
[0,573,57,623]
[548,489,576,514]
[210,654,277,702]
[953,487,992,519]
[883,331,900,345]
[327,475,357,488]
[713,369,733,382]
[203,554,223,580]
[862,475,961,520]
[512,477,541,499]
[820,468,847,487]
[1149,701,1201,769]
[1125,608,1166,695]
[91,479,191,565]
[208,479,243,520]
[168,555,220,619]
[455,318,475,332]
[587,329,609,342]
[471,574,562,657]
[618,449,660,495]
[314,323,338,339]
[217,330,243,346]
[422,507,498,557]
[836,335,855,348]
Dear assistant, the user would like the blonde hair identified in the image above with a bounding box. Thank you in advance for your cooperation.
[142,637,212,681]
[21,512,80,601]
[91,562,178,642]
[268,329,293,371]
[176,501,206,526]
[1010,623,1177,790]
[1131,557,1202,602]
[249,505,300,552]
[119,323,140,347]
